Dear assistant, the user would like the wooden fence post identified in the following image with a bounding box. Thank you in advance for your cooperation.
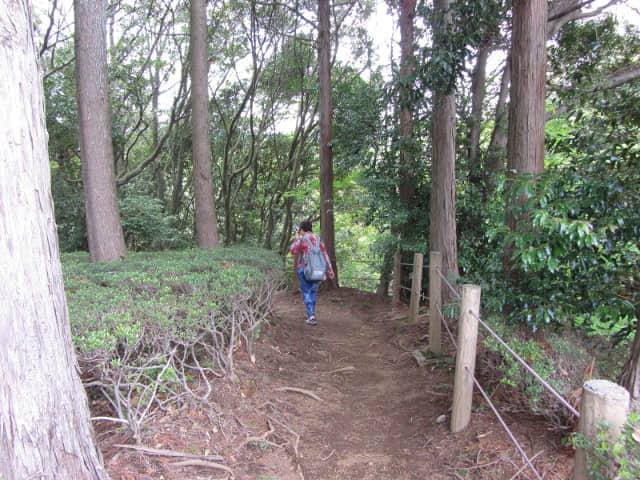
[392,251,401,304]
[408,253,423,323]
[451,284,482,433]
[572,380,630,480]
[429,251,442,355]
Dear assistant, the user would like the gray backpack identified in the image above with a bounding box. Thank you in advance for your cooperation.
[303,235,327,281]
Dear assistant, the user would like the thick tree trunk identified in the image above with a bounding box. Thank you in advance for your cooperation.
[505,0,547,276]
[430,0,459,286]
[75,0,127,262]
[318,0,338,287]
[398,0,416,211]
[507,0,546,180]
[191,0,220,248]
[0,2,109,478]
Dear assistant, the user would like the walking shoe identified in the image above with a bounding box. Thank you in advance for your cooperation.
[305,316,317,326]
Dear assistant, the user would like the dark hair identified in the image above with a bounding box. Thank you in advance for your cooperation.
[299,221,313,232]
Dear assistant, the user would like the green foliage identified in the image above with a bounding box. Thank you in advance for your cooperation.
[118,190,185,251]
[460,16,640,338]
[480,317,592,428]
[571,411,640,480]
[550,16,640,98]
[63,248,284,435]
[498,124,640,330]
[417,0,509,93]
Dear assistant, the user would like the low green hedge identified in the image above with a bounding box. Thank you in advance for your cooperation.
[62,247,284,438]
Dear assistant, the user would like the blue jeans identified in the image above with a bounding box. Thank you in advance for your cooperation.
[297,268,319,318]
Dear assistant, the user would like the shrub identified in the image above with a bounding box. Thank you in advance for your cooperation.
[478,317,596,430]
[118,193,187,251]
[62,247,284,439]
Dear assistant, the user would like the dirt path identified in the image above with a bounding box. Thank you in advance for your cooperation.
[102,287,573,480]
[259,288,453,479]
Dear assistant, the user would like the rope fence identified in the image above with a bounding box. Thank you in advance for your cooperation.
[469,310,581,419]
[393,250,632,480]
[465,366,543,480]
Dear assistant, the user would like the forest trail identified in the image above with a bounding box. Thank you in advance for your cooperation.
[102,288,573,480]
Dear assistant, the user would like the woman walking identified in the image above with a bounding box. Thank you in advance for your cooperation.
[291,221,334,325]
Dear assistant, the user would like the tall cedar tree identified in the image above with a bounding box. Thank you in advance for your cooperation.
[398,0,416,217]
[191,0,220,247]
[75,0,127,262]
[430,0,459,286]
[505,0,547,276]
[0,1,109,477]
[318,0,338,286]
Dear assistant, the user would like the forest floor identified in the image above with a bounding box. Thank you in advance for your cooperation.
[98,287,574,480]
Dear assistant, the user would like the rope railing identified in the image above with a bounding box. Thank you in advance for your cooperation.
[439,286,544,479]
[436,268,461,301]
[429,286,545,480]
[465,366,544,480]
[435,303,456,349]
[469,310,581,419]
[394,251,629,480]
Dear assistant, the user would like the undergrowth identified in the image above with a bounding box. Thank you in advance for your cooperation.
[62,247,284,439]
[571,406,640,479]
[478,317,605,430]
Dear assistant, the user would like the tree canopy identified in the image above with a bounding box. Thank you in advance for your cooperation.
[34,0,640,396]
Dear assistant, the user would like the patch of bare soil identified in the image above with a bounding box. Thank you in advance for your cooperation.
[99,287,574,479]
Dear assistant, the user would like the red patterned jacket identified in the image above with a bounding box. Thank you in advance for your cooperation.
[290,233,334,278]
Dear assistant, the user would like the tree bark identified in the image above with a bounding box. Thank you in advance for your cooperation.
[507,0,547,183]
[487,58,510,172]
[0,2,109,478]
[505,0,547,276]
[398,0,416,211]
[620,320,640,399]
[318,0,338,287]
[468,42,490,185]
[191,0,220,248]
[430,0,459,286]
[75,0,127,262]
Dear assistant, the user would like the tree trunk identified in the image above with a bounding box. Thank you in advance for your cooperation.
[191,0,220,248]
[468,42,490,185]
[151,63,166,202]
[507,0,546,179]
[0,2,109,478]
[318,0,338,287]
[75,0,127,262]
[398,0,416,212]
[505,0,547,276]
[430,0,459,287]
[620,323,640,399]
[487,58,510,172]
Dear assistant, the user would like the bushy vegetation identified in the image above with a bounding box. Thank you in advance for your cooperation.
[478,317,598,430]
[571,407,640,479]
[455,16,640,425]
[39,0,639,437]
[62,247,284,439]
